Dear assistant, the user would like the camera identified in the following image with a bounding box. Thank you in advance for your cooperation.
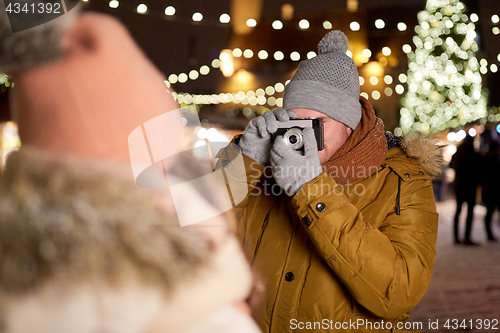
[271,118,324,151]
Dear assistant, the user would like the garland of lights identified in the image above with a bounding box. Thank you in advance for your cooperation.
[399,0,493,134]
[97,0,500,41]
[92,0,410,32]
[82,0,500,128]
[93,0,500,111]
[167,76,410,110]
[165,50,412,94]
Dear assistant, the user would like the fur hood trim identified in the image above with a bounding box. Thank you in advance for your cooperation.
[0,148,252,332]
[399,134,445,181]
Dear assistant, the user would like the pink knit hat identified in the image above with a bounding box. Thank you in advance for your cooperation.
[9,13,182,164]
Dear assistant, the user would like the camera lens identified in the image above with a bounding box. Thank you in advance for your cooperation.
[283,128,303,150]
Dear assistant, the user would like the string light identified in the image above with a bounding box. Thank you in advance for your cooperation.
[168,74,178,84]
[189,70,199,80]
[299,19,310,29]
[307,51,317,59]
[375,19,385,29]
[243,49,254,58]
[397,22,407,31]
[402,44,412,53]
[137,4,147,14]
[492,14,499,24]
[258,50,269,59]
[211,59,220,68]
[290,51,301,61]
[219,13,230,23]
[165,6,175,16]
[219,53,229,62]
[350,21,360,31]
[192,12,203,21]
[232,48,242,57]
[272,20,283,29]
[178,73,188,83]
[109,0,119,9]
[323,21,333,29]
[246,18,257,27]
[382,47,391,56]
[200,65,210,75]
[470,13,479,22]
[274,51,284,61]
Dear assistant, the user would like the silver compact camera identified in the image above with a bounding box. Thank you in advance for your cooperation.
[271,118,324,151]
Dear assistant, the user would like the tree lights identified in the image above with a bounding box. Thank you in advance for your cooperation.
[400,0,488,134]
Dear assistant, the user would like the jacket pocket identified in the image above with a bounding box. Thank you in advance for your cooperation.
[250,210,271,264]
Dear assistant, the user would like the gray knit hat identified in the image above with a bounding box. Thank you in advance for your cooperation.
[283,30,361,129]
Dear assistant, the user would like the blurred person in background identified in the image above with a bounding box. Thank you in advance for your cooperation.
[481,139,500,242]
[0,4,260,333]
[449,135,481,245]
[216,31,442,333]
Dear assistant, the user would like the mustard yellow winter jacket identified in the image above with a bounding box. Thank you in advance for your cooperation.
[215,136,439,333]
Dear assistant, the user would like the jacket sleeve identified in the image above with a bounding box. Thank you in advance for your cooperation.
[214,136,267,243]
[291,172,439,319]
[214,135,266,205]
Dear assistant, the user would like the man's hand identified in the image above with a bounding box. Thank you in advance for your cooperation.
[270,127,323,196]
[238,108,296,164]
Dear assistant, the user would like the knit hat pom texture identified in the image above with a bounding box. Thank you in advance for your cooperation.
[318,30,348,54]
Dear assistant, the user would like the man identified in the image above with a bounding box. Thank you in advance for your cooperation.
[216,31,441,332]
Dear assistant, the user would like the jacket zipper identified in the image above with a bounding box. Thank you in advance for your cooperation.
[396,176,402,216]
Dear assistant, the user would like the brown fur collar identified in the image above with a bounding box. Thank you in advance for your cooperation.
[0,148,211,297]
[399,134,445,181]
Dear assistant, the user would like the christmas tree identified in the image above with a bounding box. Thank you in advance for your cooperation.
[399,0,488,134]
